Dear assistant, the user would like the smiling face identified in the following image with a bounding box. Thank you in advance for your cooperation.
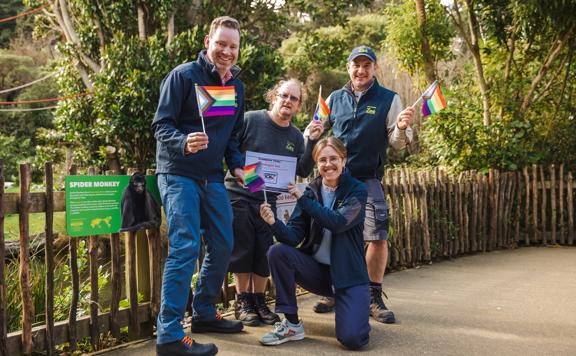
[346,56,377,92]
[316,146,346,187]
[270,81,302,125]
[204,26,240,76]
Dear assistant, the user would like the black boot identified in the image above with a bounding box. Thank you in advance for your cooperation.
[370,287,396,324]
[253,293,280,325]
[234,292,260,326]
[156,336,218,356]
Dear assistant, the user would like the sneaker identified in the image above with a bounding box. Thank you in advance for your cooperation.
[192,312,244,333]
[312,296,335,313]
[259,319,305,346]
[370,287,396,324]
[253,293,281,325]
[234,293,260,326]
[156,336,218,356]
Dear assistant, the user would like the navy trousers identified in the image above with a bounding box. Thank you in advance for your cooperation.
[268,243,370,350]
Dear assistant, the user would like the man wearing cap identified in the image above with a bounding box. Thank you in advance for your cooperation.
[311,45,415,324]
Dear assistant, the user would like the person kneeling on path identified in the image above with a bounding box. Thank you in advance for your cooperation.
[259,137,370,350]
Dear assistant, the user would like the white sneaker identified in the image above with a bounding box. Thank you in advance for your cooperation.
[259,319,305,346]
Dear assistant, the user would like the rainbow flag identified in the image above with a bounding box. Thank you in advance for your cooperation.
[244,162,265,193]
[421,81,446,117]
[195,85,236,117]
[313,91,330,121]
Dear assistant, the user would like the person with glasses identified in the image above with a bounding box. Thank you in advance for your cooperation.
[308,45,415,324]
[225,79,324,327]
[259,137,370,350]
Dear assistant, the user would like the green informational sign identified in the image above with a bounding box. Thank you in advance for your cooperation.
[65,175,160,237]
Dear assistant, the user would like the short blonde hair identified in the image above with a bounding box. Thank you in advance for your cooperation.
[312,137,347,162]
[209,16,240,38]
[265,79,307,110]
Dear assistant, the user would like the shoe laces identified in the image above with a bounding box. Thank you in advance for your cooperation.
[371,289,388,310]
[181,336,195,347]
[272,320,287,333]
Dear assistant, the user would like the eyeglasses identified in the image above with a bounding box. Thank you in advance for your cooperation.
[317,156,342,166]
[277,93,300,103]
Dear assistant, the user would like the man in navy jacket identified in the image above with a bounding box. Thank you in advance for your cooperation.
[153,16,245,356]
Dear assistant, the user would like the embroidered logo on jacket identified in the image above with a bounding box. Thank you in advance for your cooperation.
[285,141,295,152]
[366,105,377,115]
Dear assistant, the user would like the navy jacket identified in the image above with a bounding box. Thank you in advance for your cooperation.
[152,50,245,182]
[328,79,396,180]
[270,171,369,289]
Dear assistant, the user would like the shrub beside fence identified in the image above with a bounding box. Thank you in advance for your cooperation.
[0,161,575,355]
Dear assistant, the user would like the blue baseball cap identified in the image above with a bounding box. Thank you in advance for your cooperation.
[348,46,377,63]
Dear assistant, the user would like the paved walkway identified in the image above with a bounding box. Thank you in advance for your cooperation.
[98,246,576,355]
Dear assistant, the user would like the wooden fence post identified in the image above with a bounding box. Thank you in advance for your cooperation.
[44,163,55,355]
[68,164,79,352]
[558,165,565,244]
[567,171,574,245]
[19,163,33,355]
[0,160,7,356]
[532,164,539,243]
[523,167,531,245]
[105,170,122,339]
[550,165,557,245]
[539,165,547,245]
[87,167,100,351]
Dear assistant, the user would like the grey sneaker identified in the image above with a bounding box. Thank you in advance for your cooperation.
[259,319,305,346]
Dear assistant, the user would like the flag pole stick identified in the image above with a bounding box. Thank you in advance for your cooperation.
[263,187,268,204]
[411,95,423,108]
[194,83,207,133]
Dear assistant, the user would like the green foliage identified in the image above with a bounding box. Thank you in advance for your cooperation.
[383,0,454,79]
[0,0,24,48]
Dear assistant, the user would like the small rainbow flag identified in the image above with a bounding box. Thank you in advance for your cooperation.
[313,89,330,121]
[244,162,265,193]
[421,81,447,117]
[195,85,236,117]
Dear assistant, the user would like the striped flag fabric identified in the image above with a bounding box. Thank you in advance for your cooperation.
[195,85,236,117]
[313,88,330,121]
[244,162,265,193]
[421,81,446,117]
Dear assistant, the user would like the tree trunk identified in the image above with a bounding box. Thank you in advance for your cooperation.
[415,0,436,83]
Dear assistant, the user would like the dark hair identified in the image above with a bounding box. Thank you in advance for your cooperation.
[312,137,347,162]
[265,78,307,110]
[209,16,240,37]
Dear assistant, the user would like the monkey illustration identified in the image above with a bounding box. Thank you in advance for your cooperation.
[120,172,161,232]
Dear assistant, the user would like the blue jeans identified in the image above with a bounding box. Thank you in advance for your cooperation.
[156,174,234,344]
[268,244,370,350]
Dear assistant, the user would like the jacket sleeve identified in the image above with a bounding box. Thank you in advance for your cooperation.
[270,199,309,246]
[297,184,367,234]
[224,83,245,172]
[151,70,189,157]
[296,134,316,178]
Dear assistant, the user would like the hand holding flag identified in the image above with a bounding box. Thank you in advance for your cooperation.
[411,80,447,117]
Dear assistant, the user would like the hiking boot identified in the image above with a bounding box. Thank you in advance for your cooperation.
[253,293,281,325]
[370,287,396,324]
[156,336,218,356]
[191,311,244,333]
[312,296,335,313]
[234,293,260,326]
[259,319,305,346]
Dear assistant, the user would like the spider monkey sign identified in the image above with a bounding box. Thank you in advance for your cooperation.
[65,175,161,237]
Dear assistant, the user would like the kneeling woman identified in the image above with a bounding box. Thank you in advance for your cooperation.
[259,137,370,350]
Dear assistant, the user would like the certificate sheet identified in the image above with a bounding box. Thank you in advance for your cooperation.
[245,151,297,193]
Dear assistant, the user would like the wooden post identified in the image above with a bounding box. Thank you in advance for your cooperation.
[514,172,522,243]
[550,165,557,245]
[539,165,547,245]
[68,165,79,352]
[44,163,55,355]
[127,230,140,339]
[523,167,531,245]
[391,170,404,265]
[87,167,100,351]
[105,170,122,339]
[470,171,478,252]
[558,165,565,244]
[0,160,7,356]
[418,173,431,261]
[19,164,33,355]
[401,167,413,264]
[567,172,574,245]
[532,164,539,243]
[488,170,497,251]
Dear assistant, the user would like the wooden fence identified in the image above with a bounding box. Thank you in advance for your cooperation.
[0,161,574,355]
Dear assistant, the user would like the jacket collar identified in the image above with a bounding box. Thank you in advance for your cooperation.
[197,50,242,83]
